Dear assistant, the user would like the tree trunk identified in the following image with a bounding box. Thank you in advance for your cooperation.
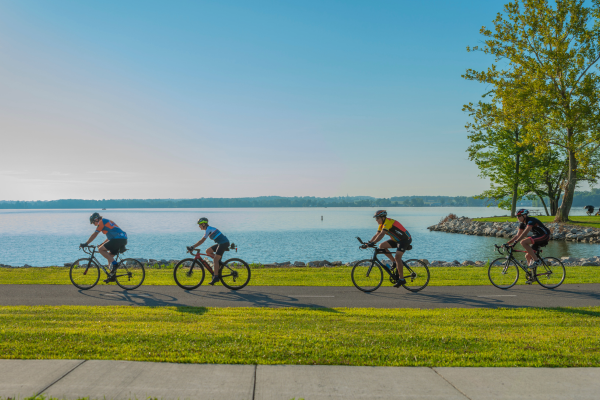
[537,194,550,216]
[555,148,578,222]
[510,129,520,218]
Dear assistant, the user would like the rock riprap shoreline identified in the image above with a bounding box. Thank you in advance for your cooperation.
[428,216,600,243]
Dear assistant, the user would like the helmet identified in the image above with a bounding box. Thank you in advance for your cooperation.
[516,209,529,217]
[197,217,209,225]
[89,212,101,224]
[373,210,387,218]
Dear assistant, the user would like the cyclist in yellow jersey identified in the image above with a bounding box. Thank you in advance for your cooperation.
[366,210,412,288]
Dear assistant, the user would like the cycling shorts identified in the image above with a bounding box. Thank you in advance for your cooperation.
[530,234,549,249]
[103,239,127,255]
[384,237,412,252]
[210,242,230,256]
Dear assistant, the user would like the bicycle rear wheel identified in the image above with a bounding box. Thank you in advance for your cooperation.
[174,259,206,290]
[70,258,100,290]
[115,259,145,290]
[401,259,430,292]
[535,257,566,289]
[219,258,251,290]
[351,259,383,292]
[488,257,519,289]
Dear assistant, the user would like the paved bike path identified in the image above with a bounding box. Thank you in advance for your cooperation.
[2,359,600,400]
[1,283,600,308]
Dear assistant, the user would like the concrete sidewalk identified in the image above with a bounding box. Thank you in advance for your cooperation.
[1,359,599,400]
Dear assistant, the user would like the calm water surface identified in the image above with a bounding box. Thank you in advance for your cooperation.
[0,207,598,266]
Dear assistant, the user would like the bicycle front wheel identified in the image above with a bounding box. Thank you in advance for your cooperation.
[351,259,383,292]
[488,257,519,289]
[70,258,100,290]
[174,259,205,290]
[115,258,146,290]
[401,259,430,292]
[219,258,251,290]
[535,257,566,289]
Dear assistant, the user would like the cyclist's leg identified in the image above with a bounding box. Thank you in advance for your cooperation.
[519,237,537,264]
[379,240,397,264]
[98,241,116,264]
[394,237,411,280]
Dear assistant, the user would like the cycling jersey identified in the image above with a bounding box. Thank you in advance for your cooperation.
[203,226,229,244]
[95,218,127,240]
[378,218,411,243]
[519,216,550,237]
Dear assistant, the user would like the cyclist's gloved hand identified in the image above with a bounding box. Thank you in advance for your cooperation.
[187,246,194,252]
[367,241,376,248]
[79,243,87,248]
[360,244,368,249]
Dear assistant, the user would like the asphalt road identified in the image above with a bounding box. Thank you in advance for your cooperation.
[1,283,600,308]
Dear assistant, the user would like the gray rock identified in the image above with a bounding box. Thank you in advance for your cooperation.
[419,259,430,265]
[462,260,475,266]
[331,261,342,266]
[308,261,321,267]
[64,263,73,267]
[581,262,599,266]
[293,261,306,267]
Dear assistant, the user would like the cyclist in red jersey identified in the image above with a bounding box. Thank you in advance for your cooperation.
[366,210,412,288]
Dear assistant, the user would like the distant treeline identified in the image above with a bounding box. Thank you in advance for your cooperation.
[1,191,597,209]
[0,195,492,209]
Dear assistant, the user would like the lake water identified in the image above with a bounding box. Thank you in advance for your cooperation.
[0,207,598,266]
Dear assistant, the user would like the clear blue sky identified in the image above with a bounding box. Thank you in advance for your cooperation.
[0,0,507,200]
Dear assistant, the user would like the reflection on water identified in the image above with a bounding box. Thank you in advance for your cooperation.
[0,207,598,266]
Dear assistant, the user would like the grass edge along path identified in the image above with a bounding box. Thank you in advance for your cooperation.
[1,305,599,367]
[1,265,599,286]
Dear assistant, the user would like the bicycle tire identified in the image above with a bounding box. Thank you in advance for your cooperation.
[219,258,251,290]
[401,259,430,292]
[535,257,566,289]
[115,258,145,290]
[351,259,383,292]
[488,257,519,289]
[70,258,101,290]
[174,259,206,290]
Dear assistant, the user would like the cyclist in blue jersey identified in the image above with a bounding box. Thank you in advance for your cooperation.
[190,217,230,285]
[506,209,551,268]
[81,212,128,276]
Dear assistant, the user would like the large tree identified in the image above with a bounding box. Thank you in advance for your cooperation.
[464,0,600,222]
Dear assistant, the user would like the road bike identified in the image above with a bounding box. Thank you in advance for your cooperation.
[70,245,146,290]
[351,237,430,292]
[489,243,566,289]
[173,245,251,290]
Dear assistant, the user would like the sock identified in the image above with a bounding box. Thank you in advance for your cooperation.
[111,261,118,269]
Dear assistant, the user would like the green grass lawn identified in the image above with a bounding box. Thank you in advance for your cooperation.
[474,215,600,229]
[1,265,599,286]
[1,305,599,367]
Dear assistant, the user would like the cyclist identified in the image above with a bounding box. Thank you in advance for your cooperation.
[506,209,550,268]
[190,217,230,286]
[365,210,412,288]
[80,212,127,278]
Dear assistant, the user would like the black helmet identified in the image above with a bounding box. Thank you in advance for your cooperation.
[197,217,209,225]
[516,209,529,217]
[90,212,101,224]
[373,210,387,218]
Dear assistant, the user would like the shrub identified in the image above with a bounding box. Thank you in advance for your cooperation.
[440,213,458,224]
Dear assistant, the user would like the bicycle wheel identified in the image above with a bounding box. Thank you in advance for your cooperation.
[70,258,100,290]
[535,257,566,289]
[401,259,430,292]
[174,259,205,290]
[351,259,383,292]
[219,258,251,290]
[115,258,146,290]
[488,257,519,289]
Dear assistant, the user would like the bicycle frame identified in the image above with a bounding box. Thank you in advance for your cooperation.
[188,248,215,275]
[80,245,123,277]
[356,237,413,278]
[494,244,546,280]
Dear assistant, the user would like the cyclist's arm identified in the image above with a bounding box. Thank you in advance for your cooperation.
[84,231,100,245]
[370,230,386,243]
[508,225,531,244]
[192,237,207,248]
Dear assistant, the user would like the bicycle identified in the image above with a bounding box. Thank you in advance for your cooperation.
[173,245,251,290]
[70,245,146,290]
[489,243,566,289]
[351,237,430,292]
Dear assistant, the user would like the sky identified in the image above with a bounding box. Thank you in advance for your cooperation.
[0,0,509,200]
